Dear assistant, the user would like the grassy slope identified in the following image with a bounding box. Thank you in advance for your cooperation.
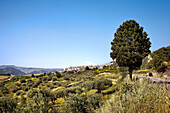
[0,69,169,112]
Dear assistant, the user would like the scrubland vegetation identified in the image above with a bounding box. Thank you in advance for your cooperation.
[0,67,169,113]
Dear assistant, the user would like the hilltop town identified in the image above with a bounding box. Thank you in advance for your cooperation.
[61,60,115,73]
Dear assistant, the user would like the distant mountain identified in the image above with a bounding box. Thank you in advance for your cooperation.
[0,65,63,76]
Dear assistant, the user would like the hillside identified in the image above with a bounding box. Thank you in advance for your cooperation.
[0,65,63,75]
[0,68,169,113]
[0,46,169,112]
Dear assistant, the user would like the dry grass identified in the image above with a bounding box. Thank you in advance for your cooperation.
[0,76,9,80]
[96,80,170,113]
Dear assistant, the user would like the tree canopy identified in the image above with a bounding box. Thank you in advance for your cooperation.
[151,46,170,72]
[110,20,151,81]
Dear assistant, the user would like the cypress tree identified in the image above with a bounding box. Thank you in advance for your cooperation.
[110,20,151,81]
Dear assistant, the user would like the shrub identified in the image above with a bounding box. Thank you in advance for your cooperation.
[0,97,17,113]
[22,84,26,86]
[47,85,50,87]
[20,79,26,83]
[47,76,52,81]
[39,77,43,81]
[0,87,9,94]
[82,81,95,90]
[24,88,56,113]
[63,77,70,81]
[32,81,41,88]
[94,79,112,93]
[52,77,57,81]
[64,86,82,96]
[50,86,55,89]
[15,83,21,87]
[52,82,61,86]
[42,77,47,81]
[61,82,70,87]
[28,83,33,87]
[87,93,102,109]
[12,87,20,93]
[27,79,33,83]
[52,82,57,85]
[21,93,26,96]
[85,66,90,70]
[56,72,62,78]
[16,91,22,96]
[23,87,29,91]
[32,84,38,88]
[63,93,102,113]
[96,80,169,113]
[149,72,153,76]
[63,93,89,113]
[54,89,65,98]
[31,74,35,77]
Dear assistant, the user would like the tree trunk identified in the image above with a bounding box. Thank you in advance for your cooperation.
[129,67,133,81]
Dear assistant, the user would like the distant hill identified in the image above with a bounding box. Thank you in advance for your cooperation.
[0,65,63,76]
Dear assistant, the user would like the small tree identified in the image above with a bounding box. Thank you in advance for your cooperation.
[31,74,35,77]
[85,66,90,70]
[110,20,151,81]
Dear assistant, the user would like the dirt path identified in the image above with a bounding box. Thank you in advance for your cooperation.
[136,76,170,84]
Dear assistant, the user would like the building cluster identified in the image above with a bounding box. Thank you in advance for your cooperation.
[60,61,115,73]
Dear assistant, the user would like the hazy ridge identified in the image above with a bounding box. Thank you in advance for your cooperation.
[0,65,63,75]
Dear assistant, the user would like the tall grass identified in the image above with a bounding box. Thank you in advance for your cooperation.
[96,79,170,113]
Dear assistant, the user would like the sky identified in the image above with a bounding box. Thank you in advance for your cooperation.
[0,0,170,68]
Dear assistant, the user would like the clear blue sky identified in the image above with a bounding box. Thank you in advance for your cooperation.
[0,0,170,68]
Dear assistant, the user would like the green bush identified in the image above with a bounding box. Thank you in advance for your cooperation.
[95,79,112,93]
[63,93,89,113]
[52,82,61,86]
[32,84,38,88]
[16,91,22,96]
[61,82,70,87]
[42,77,47,81]
[0,87,9,94]
[28,83,33,87]
[21,88,56,113]
[15,83,21,87]
[50,86,55,89]
[31,74,35,77]
[87,93,102,109]
[22,84,26,86]
[82,81,95,90]
[52,77,57,81]
[63,77,70,81]
[54,89,65,98]
[63,93,103,113]
[20,79,26,83]
[149,72,153,76]
[96,80,170,113]
[47,76,52,81]
[27,79,33,83]
[12,87,20,93]
[23,87,29,91]
[56,72,62,78]
[52,82,57,85]
[0,97,17,113]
